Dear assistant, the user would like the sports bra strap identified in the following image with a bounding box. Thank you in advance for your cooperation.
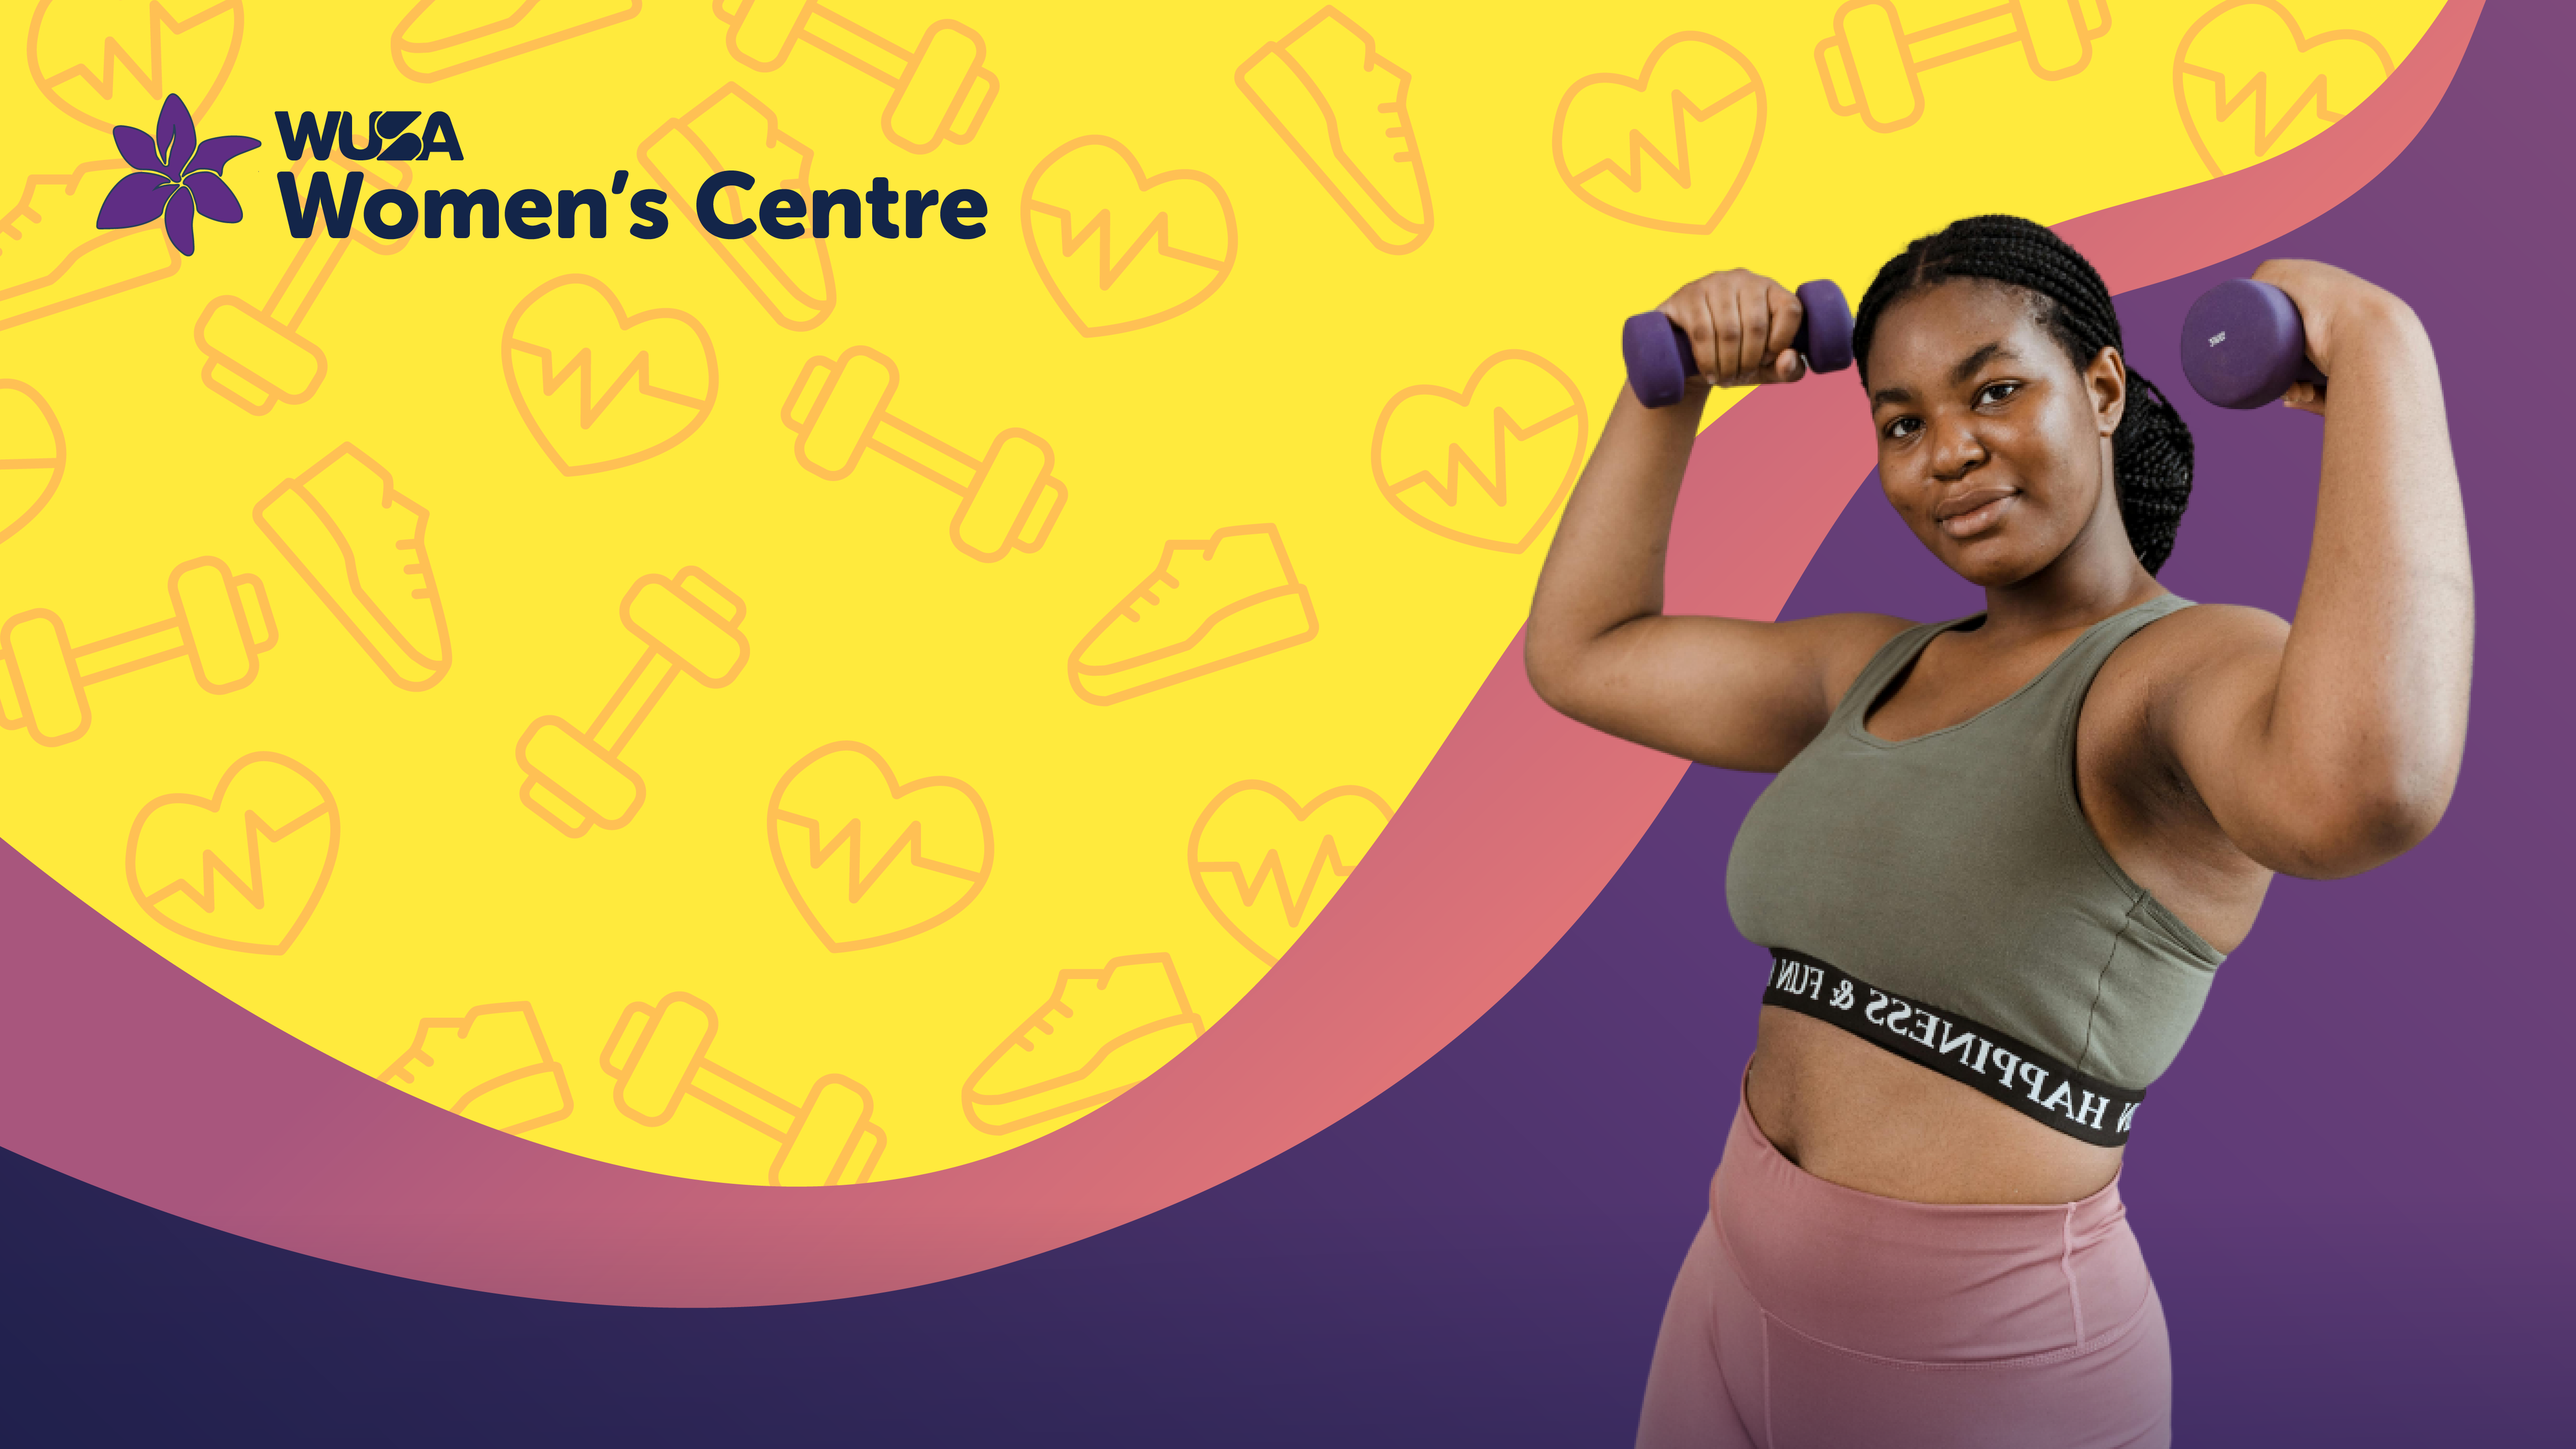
[1829,616,1968,725]
[1832,595,2195,733]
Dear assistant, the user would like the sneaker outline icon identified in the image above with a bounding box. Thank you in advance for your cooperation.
[28,0,242,132]
[638,85,835,332]
[1236,7,1431,255]
[379,1002,575,1135]
[0,380,67,544]
[962,953,1205,1135]
[503,274,718,477]
[767,740,995,952]
[1,160,183,333]
[390,0,644,82]
[1021,135,1236,337]
[1068,523,1318,705]
[124,752,340,955]
[1552,32,1767,234]
[1371,349,1589,553]
[252,443,453,691]
[1188,782,1393,966]
[2175,0,2393,177]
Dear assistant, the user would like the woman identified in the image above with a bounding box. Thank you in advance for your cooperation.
[1522,215,2470,1447]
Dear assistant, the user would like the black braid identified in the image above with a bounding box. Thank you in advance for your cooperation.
[1850,215,2194,575]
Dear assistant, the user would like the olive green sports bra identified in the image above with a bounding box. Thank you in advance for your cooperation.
[1724,593,2226,1146]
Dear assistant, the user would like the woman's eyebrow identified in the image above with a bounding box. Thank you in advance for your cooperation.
[1949,341,2018,384]
[1872,341,2027,406]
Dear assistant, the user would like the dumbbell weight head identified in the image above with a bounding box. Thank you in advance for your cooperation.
[1,561,273,746]
[1798,281,1856,372]
[1623,279,1854,409]
[783,347,899,481]
[946,72,997,151]
[601,992,719,1127]
[2180,278,2328,410]
[2020,0,2105,79]
[956,429,1065,561]
[771,1075,886,1186]
[1824,0,1923,131]
[518,715,644,836]
[169,558,276,694]
[621,568,749,688]
[712,0,808,71]
[1,610,85,744]
[198,296,326,415]
[887,22,990,153]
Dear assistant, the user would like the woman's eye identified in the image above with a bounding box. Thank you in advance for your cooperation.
[1978,381,2022,406]
[1884,416,1921,440]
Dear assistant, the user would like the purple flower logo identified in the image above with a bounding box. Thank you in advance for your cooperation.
[94,93,261,257]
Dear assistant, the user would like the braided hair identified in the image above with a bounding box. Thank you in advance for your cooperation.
[1850,215,2194,576]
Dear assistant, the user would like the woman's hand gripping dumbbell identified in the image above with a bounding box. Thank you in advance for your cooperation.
[2179,259,2352,413]
[1621,272,1856,407]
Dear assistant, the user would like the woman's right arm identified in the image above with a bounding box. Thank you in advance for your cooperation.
[1522,269,1907,773]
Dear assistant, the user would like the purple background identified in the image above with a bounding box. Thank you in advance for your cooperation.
[5,8,2567,1441]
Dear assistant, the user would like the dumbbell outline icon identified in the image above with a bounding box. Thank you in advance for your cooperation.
[1,557,274,747]
[782,346,1066,563]
[601,990,886,1186]
[195,156,414,415]
[711,0,998,155]
[1816,0,2111,133]
[515,568,747,838]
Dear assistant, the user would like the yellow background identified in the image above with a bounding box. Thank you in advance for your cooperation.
[0,0,2438,1183]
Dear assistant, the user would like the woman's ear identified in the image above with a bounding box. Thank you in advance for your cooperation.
[2091,346,2128,436]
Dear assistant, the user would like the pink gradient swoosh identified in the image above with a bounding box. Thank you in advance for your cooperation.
[0,0,2480,1307]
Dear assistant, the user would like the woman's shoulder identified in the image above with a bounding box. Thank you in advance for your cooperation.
[1773,611,1927,710]
[2101,597,2291,696]
[2127,597,2289,654]
[1780,610,1929,643]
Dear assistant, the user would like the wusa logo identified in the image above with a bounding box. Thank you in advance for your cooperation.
[84,96,983,253]
[92,92,262,258]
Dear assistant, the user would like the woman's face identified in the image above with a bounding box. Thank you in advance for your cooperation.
[1865,278,2128,588]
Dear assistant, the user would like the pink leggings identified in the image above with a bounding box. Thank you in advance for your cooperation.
[1637,1076,2172,1448]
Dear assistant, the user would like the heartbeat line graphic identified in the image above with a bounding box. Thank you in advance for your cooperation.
[1027,203,1226,287]
[36,1,236,101]
[509,341,707,426]
[1568,82,1757,191]
[1197,837,1361,926]
[2181,64,2353,156]
[139,804,329,911]
[1391,405,1582,507]
[776,813,982,899]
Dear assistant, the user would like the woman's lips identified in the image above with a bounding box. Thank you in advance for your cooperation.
[1939,492,2016,538]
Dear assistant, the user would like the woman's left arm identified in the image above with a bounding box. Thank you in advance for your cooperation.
[2154,258,2473,879]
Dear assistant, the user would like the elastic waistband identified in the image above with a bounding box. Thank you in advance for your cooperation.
[1761,950,2143,1147]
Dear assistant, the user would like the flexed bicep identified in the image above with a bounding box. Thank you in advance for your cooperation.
[1530,611,1909,774]
[2156,603,2445,879]
[2164,263,2471,878]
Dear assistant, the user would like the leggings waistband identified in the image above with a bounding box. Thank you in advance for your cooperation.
[1712,1066,2153,1364]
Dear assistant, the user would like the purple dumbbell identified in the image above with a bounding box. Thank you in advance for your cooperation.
[2179,278,2328,410]
[1623,279,1854,408]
